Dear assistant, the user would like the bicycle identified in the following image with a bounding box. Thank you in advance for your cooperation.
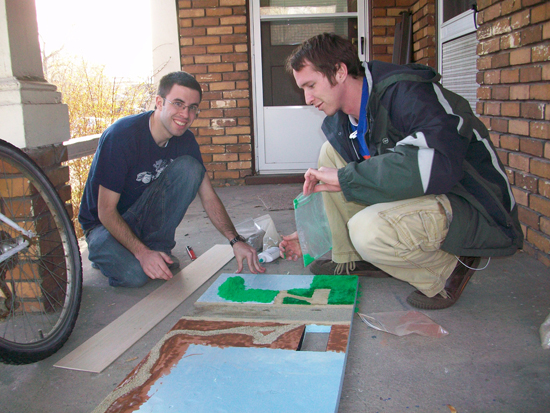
[0,139,82,364]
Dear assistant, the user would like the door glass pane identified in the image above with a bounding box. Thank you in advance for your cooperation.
[262,17,356,106]
[442,0,476,23]
[268,18,352,46]
[260,0,356,15]
[261,16,357,106]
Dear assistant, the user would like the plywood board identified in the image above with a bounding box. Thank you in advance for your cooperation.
[190,303,355,324]
[93,318,352,413]
[54,244,234,373]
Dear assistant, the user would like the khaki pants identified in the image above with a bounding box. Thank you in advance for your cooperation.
[319,142,458,297]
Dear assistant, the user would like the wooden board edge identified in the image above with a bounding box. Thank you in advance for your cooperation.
[54,244,234,373]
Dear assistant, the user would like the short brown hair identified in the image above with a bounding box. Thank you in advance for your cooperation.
[157,71,202,101]
[286,33,365,86]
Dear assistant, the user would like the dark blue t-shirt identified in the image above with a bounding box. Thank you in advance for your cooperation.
[78,111,204,231]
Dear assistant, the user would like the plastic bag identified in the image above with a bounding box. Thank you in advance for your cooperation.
[358,311,449,338]
[540,312,550,349]
[254,214,282,250]
[294,192,332,267]
[234,214,282,252]
[235,218,265,251]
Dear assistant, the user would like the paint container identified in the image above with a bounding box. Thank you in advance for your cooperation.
[258,246,280,264]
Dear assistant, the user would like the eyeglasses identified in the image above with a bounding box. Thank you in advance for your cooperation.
[164,98,200,115]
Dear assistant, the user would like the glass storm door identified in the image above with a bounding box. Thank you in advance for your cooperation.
[251,0,368,174]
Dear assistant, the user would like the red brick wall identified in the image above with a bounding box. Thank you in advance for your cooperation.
[411,0,436,67]
[24,144,72,219]
[476,0,550,266]
[178,0,253,186]
[371,0,407,62]
[370,0,436,68]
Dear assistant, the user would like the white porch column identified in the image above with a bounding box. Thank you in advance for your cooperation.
[150,0,181,85]
[0,0,69,149]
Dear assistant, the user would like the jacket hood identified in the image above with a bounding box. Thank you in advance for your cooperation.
[365,60,441,85]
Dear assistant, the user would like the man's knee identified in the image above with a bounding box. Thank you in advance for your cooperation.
[318,142,332,168]
[166,155,204,184]
[347,207,389,262]
[87,227,149,288]
[102,261,149,288]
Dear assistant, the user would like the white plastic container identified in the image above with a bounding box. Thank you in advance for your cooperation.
[258,246,280,263]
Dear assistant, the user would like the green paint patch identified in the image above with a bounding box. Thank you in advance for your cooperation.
[287,275,358,305]
[312,275,358,305]
[282,297,311,305]
[286,288,314,298]
[216,274,357,306]
[217,276,279,303]
[303,253,314,267]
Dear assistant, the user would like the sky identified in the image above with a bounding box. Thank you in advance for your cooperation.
[35,0,153,80]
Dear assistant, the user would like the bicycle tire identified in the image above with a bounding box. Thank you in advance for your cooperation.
[0,139,82,364]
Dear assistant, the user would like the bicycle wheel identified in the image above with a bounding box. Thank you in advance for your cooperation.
[0,140,82,364]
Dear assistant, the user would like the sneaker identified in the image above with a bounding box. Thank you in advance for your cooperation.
[168,254,180,271]
[309,259,389,277]
[406,256,482,310]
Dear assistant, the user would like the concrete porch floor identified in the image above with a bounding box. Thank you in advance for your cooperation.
[1,183,549,413]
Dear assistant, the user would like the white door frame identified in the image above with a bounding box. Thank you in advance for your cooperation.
[250,0,368,174]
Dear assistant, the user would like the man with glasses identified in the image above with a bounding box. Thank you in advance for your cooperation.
[279,33,523,310]
[79,71,264,288]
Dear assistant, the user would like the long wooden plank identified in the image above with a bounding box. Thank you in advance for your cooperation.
[54,244,234,373]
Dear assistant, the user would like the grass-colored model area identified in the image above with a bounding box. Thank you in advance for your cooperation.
[218,275,358,305]
[217,276,279,303]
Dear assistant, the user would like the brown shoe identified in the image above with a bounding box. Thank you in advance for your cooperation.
[309,259,389,277]
[168,254,180,271]
[406,256,482,310]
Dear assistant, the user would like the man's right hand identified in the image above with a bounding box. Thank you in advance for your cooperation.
[279,232,302,261]
[303,167,341,195]
[135,249,174,281]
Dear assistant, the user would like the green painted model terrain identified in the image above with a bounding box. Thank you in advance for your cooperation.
[217,276,279,303]
[288,275,358,305]
[217,275,358,305]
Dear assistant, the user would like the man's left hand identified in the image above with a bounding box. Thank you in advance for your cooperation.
[233,241,266,274]
[303,167,341,195]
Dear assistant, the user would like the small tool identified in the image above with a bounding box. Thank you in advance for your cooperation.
[186,246,197,260]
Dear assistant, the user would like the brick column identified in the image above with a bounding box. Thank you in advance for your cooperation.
[476,0,550,267]
[370,0,436,68]
[178,0,252,186]
[411,0,436,67]
[0,144,71,314]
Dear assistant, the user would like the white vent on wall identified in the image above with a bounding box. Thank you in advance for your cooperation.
[441,32,478,113]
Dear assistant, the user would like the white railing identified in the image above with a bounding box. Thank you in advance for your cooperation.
[63,134,101,161]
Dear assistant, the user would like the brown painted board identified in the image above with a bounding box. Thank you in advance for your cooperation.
[54,244,234,373]
[93,275,357,413]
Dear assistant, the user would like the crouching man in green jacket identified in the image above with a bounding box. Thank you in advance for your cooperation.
[279,33,523,310]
